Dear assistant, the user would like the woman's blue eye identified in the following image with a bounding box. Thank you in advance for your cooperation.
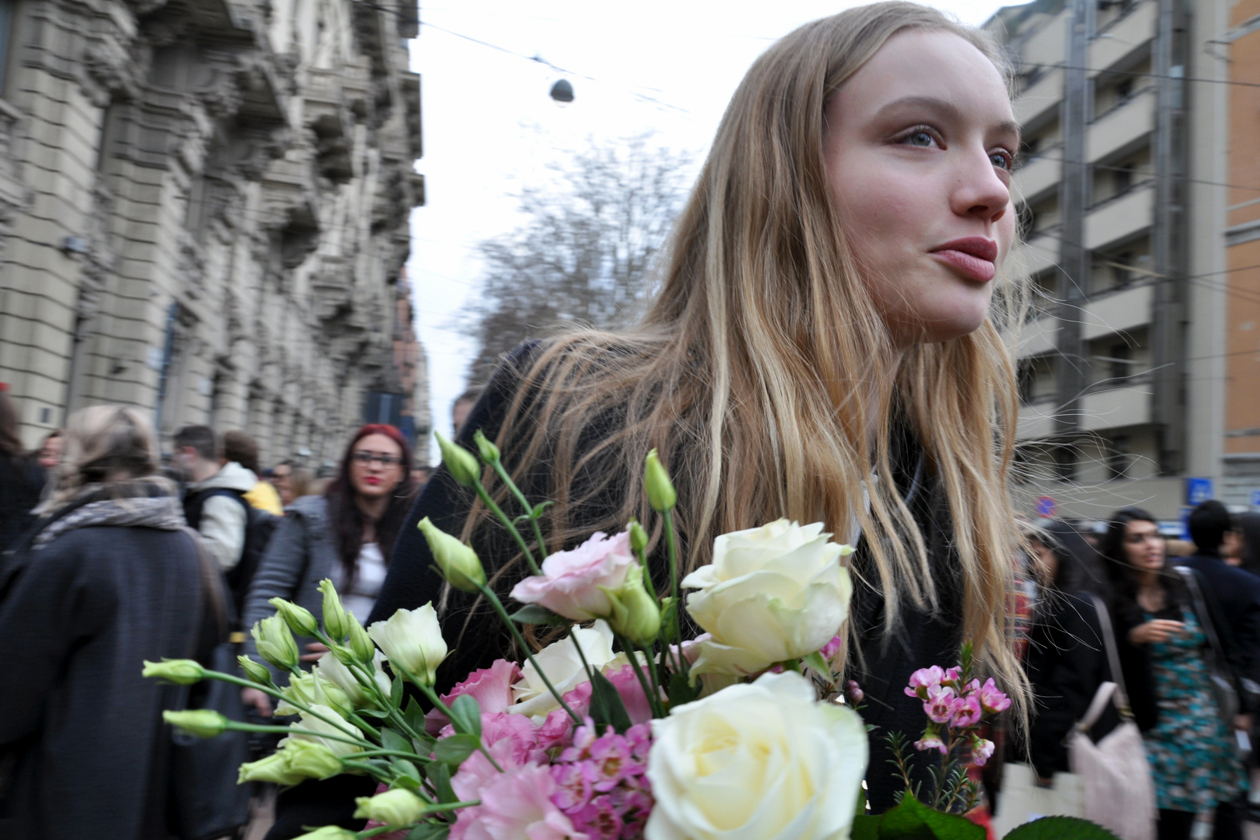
[905,131,934,147]
[990,151,1014,170]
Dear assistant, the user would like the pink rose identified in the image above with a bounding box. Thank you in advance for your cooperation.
[923,686,957,724]
[561,664,660,726]
[951,694,982,728]
[426,659,523,734]
[978,678,1011,714]
[971,737,996,767]
[905,666,945,699]
[451,762,585,840]
[511,531,635,621]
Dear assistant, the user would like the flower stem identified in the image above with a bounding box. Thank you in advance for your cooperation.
[475,582,581,724]
[617,634,665,719]
[662,509,687,676]
[472,475,541,575]
[414,681,504,773]
[489,458,549,563]
[201,670,376,748]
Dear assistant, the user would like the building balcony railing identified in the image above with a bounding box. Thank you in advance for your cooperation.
[1015,67,1063,126]
[1081,282,1154,340]
[1014,146,1062,204]
[1080,381,1151,431]
[1085,182,1153,250]
[1017,314,1059,358]
[1087,88,1154,162]
[1088,0,1157,75]
[1016,399,1057,441]
[1017,224,1061,277]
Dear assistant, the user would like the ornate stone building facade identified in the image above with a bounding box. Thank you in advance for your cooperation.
[0,0,427,465]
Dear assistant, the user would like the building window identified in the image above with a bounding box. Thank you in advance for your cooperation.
[1112,250,1133,288]
[1108,435,1131,480]
[1109,343,1131,382]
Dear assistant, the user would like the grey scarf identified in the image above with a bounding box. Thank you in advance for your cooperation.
[32,479,185,550]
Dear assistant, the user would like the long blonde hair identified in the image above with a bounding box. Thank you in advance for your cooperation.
[44,405,163,509]
[467,2,1028,709]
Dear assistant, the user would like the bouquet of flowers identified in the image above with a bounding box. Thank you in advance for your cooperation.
[144,431,1119,840]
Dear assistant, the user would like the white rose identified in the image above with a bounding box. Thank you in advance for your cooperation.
[367,604,448,686]
[646,671,867,840]
[510,620,615,718]
[284,704,365,757]
[318,649,392,708]
[683,519,853,676]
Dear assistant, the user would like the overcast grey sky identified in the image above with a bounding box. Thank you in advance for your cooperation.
[405,0,1012,464]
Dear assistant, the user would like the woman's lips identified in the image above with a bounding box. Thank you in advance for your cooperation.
[930,237,998,282]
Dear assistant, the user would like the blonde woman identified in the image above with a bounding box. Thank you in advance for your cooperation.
[370,0,1028,822]
[0,406,222,839]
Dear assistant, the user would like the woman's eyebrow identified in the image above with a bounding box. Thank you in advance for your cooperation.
[875,96,1021,141]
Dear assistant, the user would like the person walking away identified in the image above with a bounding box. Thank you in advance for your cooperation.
[223,430,283,516]
[1101,508,1248,840]
[174,425,255,572]
[239,424,415,839]
[0,387,43,554]
[0,405,224,840]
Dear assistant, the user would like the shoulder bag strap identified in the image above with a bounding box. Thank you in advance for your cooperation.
[1175,566,1227,672]
[1088,594,1133,714]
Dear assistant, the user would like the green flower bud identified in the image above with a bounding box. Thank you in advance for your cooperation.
[282,738,344,779]
[142,658,205,685]
[318,578,349,642]
[644,449,677,512]
[253,615,300,671]
[292,827,358,840]
[353,787,428,825]
[237,655,274,686]
[163,709,228,738]
[269,597,320,637]
[346,613,376,663]
[473,428,500,464]
[417,516,486,593]
[238,751,305,786]
[601,563,661,648]
[435,430,480,488]
[628,519,649,556]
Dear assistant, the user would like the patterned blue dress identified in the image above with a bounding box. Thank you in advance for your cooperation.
[1141,608,1247,813]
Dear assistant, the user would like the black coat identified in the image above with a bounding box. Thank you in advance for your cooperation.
[1174,552,1260,707]
[0,524,205,839]
[1025,593,1125,777]
[0,454,43,554]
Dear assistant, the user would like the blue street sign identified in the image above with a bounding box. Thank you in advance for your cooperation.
[1180,507,1193,541]
[1185,477,1214,507]
[1035,496,1056,518]
[1252,490,1260,509]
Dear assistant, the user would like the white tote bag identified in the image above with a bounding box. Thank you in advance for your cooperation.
[992,761,1084,836]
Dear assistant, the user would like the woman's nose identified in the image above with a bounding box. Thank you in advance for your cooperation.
[950,148,1011,224]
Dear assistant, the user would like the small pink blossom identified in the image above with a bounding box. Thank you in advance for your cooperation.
[978,678,1011,714]
[971,737,996,767]
[820,635,843,660]
[845,680,864,704]
[425,659,522,734]
[451,762,584,840]
[923,687,957,724]
[951,694,983,728]
[510,531,635,621]
[942,667,963,688]
[905,666,946,699]
[915,732,948,754]
[560,664,659,726]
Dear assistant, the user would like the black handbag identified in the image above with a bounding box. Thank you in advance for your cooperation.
[169,529,252,840]
[1176,566,1240,726]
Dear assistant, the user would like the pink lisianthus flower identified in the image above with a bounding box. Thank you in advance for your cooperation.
[971,737,996,767]
[561,664,660,726]
[510,531,635,621]
[923,686,957,724]
[951,694,983,728]
[915,731,948,754]
[451,762,585,840]
[426,659,522,734]
[978,678,1012,714]
[905,665,946,699]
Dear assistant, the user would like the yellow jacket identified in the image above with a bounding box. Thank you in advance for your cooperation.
[244,480,283,516]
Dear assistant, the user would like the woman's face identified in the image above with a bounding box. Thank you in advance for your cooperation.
[1122,519,1165,574]
[823,29,1019,347]
[38,435,63,470]
[349,433,405,502]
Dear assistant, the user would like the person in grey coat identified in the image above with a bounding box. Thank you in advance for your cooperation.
[0,406,221,840]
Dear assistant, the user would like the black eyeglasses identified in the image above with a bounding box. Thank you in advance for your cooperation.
[352,451,403,467]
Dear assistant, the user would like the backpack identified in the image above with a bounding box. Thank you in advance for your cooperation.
[184,488,280,624]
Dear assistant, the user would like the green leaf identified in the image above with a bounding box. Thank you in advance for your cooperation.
[530,501,553,519]
[393,772,422,792]
[803,650,832,677]
[428,761,456,804]
[406,824,451,840]
[852,814,882,840]
[404,695,427,733]
[448,694,482,738]
[875,793,984,840]
[1002,818,1120,840]
[588,668,634,734]
[666,670,700,709]
[508,604,569,625]
[392,757,422,783]
[381,727,412,754]
[357,708,390,719]
[391,674,404,708]
[432,733,479,767]
[659,597,679,645]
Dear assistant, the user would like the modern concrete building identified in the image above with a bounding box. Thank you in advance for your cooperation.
[0,0,427,465]
[988,0,1235,521]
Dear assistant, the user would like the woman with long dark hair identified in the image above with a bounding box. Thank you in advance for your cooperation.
[1099,507,1246,839]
